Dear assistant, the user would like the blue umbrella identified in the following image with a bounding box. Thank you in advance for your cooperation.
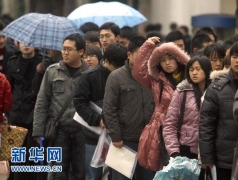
[1,13,83,51]
[67,1,147,28]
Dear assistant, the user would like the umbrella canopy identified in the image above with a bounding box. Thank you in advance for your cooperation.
[1,13,83,51]
[68,1,147,28]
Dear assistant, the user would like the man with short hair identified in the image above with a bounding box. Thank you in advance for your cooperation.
[103,36,155,180]
[74,43,127,180]
[6,42,48,180]
[165,30,185,51]
[99,22,120,51]
[33,33,88,180]
[119,26,136,48]
[200,41,238,180]
[191,34,212,55]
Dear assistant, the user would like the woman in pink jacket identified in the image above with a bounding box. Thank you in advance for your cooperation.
[132,37,189,171]
[163,55,212,159]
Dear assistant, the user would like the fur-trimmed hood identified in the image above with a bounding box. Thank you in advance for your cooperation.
[148,42,190,80]
[209,69,229,82]
[177,79,193,91]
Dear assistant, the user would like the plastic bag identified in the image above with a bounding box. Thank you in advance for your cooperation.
[91,129,111,168]
[153,156,201,180]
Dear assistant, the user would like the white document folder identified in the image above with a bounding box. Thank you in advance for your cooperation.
[73,102,103,135]
[105,143,137,179]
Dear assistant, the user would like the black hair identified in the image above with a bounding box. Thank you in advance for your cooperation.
[64,33,86,51]
[84,31,100,44]
[195,27,217,42]
[186,55,212,110]
[80,22,99,34]
[204,43,226,60]
[170,22,177,31]
[230,41,238,57]
[145,23,162,33]
[100,22,120,37]
[180,26,189,34]
[223,55,231,66]
[191,34,212,53]
[223,39,234,50]
[128,35,146,53]
[0,20,6,31]
[165,30,184,43]
[120,26,136,40]
[84,45,103,63]
[104,43,127,68]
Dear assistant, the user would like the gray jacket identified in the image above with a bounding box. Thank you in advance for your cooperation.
[33,60,88,137]
[103,60,155,142]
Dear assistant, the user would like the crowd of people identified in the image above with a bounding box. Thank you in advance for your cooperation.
[0,16,237,180]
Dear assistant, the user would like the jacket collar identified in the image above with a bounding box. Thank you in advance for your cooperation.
[177,79,193,91]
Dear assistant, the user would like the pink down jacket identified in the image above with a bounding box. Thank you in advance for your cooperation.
[132,41,189,171]
[163,80,199,156]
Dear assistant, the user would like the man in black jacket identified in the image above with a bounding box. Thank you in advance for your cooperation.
[74,43,127,180]
[6,43,49,180]
[200,41,238,180]
[103,36,155,180]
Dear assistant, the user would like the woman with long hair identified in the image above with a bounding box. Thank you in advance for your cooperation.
[163,55,212,160]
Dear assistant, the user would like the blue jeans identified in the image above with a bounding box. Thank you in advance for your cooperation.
[85,143,103,180]
[111,141,155,180]
[52,128,85,180]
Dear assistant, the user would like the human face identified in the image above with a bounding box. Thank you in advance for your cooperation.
[189,61,206,85]
[62,40,84,67]
[99,29,118,49]
[119,37,130,48]
[230,54,238,79]
[160,54,178,73]
[0,34,7,49]
[83,54,99,67]
[127,48,139,68]
[209,53,223,71]
[173,39,185,51]
[85,41,101,49]
[19,43,35,57]
[208,34,215,43]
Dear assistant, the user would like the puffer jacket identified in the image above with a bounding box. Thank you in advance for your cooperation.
[200,69,238,169]
[33,60,88,137]
[132,41,189,171]
[163,80,199,156]
[103,60,154,142]
[0,73,12,122]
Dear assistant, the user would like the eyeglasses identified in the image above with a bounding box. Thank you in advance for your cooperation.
[61,47,78,53]
[99,34,112,40]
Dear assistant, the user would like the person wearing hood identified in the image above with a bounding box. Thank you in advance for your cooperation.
[200,41,238,180]
[132,37,190,171]
[103,36,155,179]
[163,55,212,161]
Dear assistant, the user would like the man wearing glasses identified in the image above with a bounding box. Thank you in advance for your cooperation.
[33,33,88,180]
[99,22,120,52]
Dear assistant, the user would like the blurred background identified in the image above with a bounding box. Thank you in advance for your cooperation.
[0,0,237,41]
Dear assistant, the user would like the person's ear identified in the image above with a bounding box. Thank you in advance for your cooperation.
[127,51,132,60]
[193,48,198,53]
[78,49,84,56]
[115,35,120,42]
